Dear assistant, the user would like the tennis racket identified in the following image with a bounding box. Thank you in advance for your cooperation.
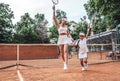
[72,39,80,46]
[52,0,59,5]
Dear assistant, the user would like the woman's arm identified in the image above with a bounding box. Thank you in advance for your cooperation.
[52,5,59,29]
[67,30,74,42]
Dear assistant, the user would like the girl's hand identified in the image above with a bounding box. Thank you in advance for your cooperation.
[52,5,55,11]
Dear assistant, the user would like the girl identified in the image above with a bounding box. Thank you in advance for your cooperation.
[77,24,91,71]
[52,5,73,70]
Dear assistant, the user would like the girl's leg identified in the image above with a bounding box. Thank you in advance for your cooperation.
[84,54,88,64]
[84,58,88,69]
[59,45,65,62]
[80,59,84,67]
[84,53,88,69]
[80,58,86,71]
[84,58,88,64]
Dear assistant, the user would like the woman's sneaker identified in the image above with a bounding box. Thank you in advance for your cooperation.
[64,62,68,70]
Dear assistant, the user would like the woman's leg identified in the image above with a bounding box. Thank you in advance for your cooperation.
[59,45,65,62]
[64,44,69,65]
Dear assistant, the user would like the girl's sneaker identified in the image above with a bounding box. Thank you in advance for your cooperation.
[82,67,86,71]
[84,63,88,69]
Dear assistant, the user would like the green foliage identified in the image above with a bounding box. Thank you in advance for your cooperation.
[84,0,120,34]
[14,13,49,43]
[71,20,88,40]
[0,3,49,44]
[34,13,49,43]
[49,25,58,43]
[0,3,14,43]
[49,25,58,39]
[56,9,67,23]
[14,13,40,43]
[72,22,82,39]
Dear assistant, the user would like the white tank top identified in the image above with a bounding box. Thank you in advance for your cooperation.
[58,26,68,34]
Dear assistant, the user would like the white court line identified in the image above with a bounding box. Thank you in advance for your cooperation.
[17,70,24,81]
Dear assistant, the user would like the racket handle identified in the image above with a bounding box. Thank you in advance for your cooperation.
[52,5,55,10]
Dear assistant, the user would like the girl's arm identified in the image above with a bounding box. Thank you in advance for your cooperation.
[52,5,60,29]
[86,23,91,39]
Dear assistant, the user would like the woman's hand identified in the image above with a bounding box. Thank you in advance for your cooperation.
[71,38,74,42]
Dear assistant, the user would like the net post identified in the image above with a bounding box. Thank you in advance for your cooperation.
[100,44,103,60]
[17,44,20,70]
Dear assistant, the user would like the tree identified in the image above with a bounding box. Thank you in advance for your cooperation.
[34,13,49,43]
[56,9,67,23]
[14,13,40,43]
[71,18,88,40]
[0,3,14,43]
[14,13,49,43]
[49,25,58,43]
[72,22,82,39]
[84,0,120,34]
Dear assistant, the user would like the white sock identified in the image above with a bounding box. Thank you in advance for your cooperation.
[64,62,66,65]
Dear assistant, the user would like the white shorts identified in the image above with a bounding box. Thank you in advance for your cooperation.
[78,52,88,59]
[57,35,72,45]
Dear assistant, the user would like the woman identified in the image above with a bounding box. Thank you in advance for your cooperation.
[52,5,73,70]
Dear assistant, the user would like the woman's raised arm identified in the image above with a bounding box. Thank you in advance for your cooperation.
[52,5,60,29]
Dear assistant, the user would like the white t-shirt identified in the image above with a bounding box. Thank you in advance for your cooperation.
[78,38,88,54]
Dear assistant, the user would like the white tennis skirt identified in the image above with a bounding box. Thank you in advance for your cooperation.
[57,35,72,45]
[78,52,88,59]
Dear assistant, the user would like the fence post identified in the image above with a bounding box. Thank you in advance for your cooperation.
[17,44,20,70]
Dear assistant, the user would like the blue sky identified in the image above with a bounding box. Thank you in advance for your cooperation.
[1,0,88,26]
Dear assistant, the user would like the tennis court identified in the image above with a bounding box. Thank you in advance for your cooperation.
[0,58,120,81]
[0,44,120,81]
